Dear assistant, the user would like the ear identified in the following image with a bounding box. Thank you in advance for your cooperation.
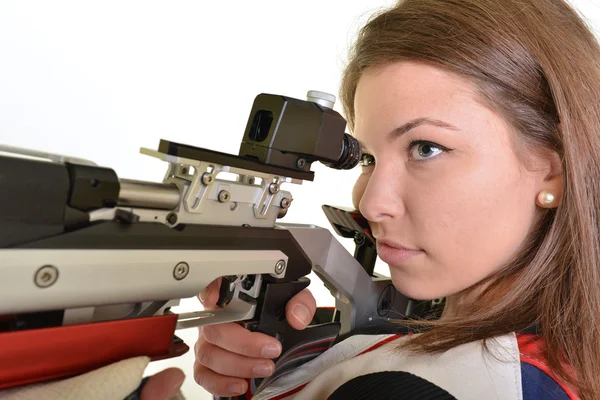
[535,150,563,209]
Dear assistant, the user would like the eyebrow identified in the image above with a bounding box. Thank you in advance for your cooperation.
[386,117,459,142]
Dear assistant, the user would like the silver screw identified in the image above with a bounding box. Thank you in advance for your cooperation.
[296,158,306,168]
[173,262,189,280]
[201,173,214,185]
[35,265,59,288]
[268,183,280,194]
[280,197,292,209]
[218,190,231,203]
[274,260,286,275]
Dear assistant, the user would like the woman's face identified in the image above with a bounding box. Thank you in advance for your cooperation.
[352,61,555,300]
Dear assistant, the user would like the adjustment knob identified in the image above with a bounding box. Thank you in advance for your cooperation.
[307,90,336,109]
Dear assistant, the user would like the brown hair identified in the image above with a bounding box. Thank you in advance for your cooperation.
[340,0,600,397]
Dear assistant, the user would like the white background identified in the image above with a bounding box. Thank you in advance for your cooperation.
[1,1,599,398]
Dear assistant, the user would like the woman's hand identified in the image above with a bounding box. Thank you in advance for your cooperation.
[193,278,317,397]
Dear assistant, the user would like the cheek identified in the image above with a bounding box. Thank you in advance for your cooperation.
[411,152,538,276]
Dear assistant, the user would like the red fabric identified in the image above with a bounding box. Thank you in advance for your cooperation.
[0,314,184,390]
[516,333,579,399]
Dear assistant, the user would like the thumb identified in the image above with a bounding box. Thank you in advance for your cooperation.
[197,277,222,311]
[140,368,185,400]
[285,288,317,330]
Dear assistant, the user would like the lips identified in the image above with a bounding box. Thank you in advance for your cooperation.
[375,238,424,265]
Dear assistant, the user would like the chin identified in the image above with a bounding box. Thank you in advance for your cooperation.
[389,271,452,301]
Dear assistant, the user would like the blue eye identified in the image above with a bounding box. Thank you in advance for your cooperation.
[408,141,448,160]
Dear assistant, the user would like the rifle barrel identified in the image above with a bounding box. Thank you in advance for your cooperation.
[118,179,180,210]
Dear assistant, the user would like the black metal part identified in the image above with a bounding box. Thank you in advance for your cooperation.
[114,209,140,224]
[0,310,65,332]
[311,307,339,325]
[322,133,362,170]
[157,139,315,182]
[377,284,397,316]
[238,93,361,173]
[0,155,89,248]
[354,238,377,277]
[65,162,120,211]
[242,275,256,291]
[216,276,238,308]
[322,205,377,276]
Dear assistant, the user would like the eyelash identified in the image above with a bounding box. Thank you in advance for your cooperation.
[359,140,452,166]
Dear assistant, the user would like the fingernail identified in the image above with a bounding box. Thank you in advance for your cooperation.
[253,362,274,377]
[229,383,245,395]
[170,376,185,396]
[199,287,211,303]
[292,304,310,326]
[261,343,281,358]
[173,378,184,390]
[172,382,183,393]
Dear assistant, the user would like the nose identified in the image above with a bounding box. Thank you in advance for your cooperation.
[357,167,402,223]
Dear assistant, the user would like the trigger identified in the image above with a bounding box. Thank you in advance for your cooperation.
[216,276,238,308]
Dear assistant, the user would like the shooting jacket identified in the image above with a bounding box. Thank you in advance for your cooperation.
[250,332,578,400]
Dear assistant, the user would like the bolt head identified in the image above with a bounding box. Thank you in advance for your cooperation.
[35,265,58,288]
[174,262,190,280]
[275,260,286,274]
[167,212,178,225]
[280,197,292,209]
[218,190,231,203]
[202,173,214,185]
[269,183,280,194]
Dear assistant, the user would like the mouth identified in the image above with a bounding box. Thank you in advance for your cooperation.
[375,239,424,265]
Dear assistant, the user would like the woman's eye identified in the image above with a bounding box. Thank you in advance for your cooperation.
[408,141,447,160]
[359,153,375,167]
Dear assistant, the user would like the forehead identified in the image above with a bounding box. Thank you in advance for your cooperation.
[353,61,480,136]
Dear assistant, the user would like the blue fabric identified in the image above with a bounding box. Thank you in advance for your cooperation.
[521,362,570,400]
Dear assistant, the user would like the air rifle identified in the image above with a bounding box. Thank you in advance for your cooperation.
[0,90,420,398]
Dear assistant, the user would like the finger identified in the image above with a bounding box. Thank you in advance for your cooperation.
[193,361,248,397]
[198,277,222,310]
[200,322,282,359]
[196,339,275,378]
[285,288,317,330]
[140,368,185,400]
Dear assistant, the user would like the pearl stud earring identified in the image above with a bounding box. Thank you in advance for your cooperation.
[537,191,556,207]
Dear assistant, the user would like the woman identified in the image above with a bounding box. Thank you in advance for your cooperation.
[194,0,600,398]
